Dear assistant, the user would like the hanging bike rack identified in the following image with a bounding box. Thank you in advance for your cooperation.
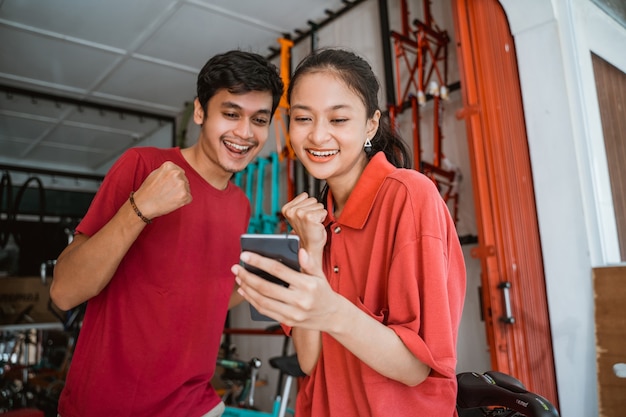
[272,37,298,206]
[234,152,284,234]
[384,0,460,224]
[1,170,14,249]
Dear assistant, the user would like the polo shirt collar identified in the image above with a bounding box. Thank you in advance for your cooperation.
[325,152,395,230]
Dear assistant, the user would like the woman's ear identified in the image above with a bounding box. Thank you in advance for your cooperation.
[193,98,205,125]
[367,110,381,138]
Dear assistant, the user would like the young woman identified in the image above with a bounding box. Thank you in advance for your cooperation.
[232,48,466,417]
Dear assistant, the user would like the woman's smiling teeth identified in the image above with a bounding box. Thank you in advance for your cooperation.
[225,140,251,153]
[308,149,339,157]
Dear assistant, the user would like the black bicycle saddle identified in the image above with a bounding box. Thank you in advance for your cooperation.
[457,371,559,417]
[269,354,306,378]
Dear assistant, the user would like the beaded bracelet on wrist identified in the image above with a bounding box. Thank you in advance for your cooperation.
[129,191,152,224]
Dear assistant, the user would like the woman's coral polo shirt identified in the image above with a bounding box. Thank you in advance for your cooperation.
[293,152,466,417]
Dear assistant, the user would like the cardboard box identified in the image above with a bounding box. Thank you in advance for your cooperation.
[0,276,60,326]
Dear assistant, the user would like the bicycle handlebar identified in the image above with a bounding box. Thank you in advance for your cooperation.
[217,357,262,372]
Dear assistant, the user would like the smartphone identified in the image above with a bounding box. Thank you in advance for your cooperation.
[240,233,300,288]
[240,233,300,321]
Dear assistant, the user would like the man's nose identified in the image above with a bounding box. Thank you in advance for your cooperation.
[234,119,253,139]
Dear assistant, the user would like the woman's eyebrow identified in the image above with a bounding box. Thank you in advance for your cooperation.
[290,103,352,111]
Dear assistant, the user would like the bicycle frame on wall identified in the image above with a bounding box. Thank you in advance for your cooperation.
[387,0,460,225]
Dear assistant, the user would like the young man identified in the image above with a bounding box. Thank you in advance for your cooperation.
[50,50,283,417]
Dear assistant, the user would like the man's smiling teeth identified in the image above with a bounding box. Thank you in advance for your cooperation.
[308,149,339,157]
[225,140,250,152]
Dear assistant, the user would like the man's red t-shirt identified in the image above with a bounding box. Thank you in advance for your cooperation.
[58,147,250,417]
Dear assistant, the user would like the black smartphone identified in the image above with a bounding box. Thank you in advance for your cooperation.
[240,233,300,322]
[240,233,300,288]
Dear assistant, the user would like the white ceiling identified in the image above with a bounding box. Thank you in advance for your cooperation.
[0,0,360,177]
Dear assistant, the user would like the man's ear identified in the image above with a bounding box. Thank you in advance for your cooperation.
[193,98,205,125]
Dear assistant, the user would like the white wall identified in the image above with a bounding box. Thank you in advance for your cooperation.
[500,0,626,415]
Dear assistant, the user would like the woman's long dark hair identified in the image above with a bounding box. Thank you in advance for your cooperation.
[287,48,412,170]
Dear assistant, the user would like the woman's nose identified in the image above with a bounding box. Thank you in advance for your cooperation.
[309,120,331,144]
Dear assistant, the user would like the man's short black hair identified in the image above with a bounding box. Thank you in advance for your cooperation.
[196,50,284,118]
